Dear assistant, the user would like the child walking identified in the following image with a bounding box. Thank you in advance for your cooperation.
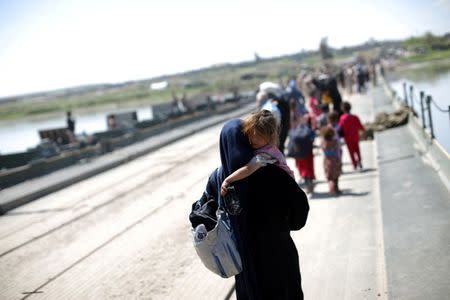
[320,126,342,195]
[338,101,365,170]
[221,110,294,196]
[287,114,316,194]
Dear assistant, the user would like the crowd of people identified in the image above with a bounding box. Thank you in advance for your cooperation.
[254,65,367,196]
[191,63,373,299]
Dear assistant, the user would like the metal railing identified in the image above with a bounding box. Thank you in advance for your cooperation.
[402,82,449,139]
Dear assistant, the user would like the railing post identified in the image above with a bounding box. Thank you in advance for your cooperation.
[403,82,408,105]
[426,95,435,139]
[420,91,426,129]
[409,85,415,113]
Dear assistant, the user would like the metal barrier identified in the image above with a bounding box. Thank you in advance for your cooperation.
[402,82,449,140]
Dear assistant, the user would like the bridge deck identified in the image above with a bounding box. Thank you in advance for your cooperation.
[0,85,448,300]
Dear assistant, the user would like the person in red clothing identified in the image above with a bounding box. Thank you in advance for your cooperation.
[338,101,365,170]
[287,114,316,194]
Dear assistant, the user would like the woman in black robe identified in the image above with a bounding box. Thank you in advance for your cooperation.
[219,118,310,300]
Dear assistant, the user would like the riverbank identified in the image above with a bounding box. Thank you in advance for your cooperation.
[399,49,450,64]
[0,101,256,214]
[385,58,450,81]
[0,98,155,125]
[0,56,304,122]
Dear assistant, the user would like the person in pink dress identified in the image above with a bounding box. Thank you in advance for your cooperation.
[307,90,321,130]
[338,101,365,170]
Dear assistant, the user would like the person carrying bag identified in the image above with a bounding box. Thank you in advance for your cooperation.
[189,167,242,278]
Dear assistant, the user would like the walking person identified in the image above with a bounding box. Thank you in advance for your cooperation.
[66,111,75,133]
[338,101,365,171]
[320,126,342,196]
[312,74,343,115]
[218,117,309,299]
[356,64,367,94]
[221,110,295,196]
[316,103,330,130]
[66,110,76,143]
[327,111,343,172]
[257,82,290,153]
[306,90,320,130]
[287,115,316,194]
[276,94,291,154]
[327,111,342,139]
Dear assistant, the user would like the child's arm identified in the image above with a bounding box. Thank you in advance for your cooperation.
[221,163,259,196]
[356,116,366,138]
[355,115,364,130]
[220,155,275,196]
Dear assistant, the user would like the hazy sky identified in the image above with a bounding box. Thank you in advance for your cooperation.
[0,0,449,98]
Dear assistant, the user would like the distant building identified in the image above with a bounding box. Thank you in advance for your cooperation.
[150,81,168,90]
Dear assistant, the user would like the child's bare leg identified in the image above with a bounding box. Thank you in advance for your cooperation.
[328,180,337,195]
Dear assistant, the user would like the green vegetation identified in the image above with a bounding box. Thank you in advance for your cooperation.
[400,49,450,63]
[400,32,450,63]
[402,32,449,51]
[393,59,450,83]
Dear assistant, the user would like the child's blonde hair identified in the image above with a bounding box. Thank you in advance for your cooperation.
[242,110,279,146]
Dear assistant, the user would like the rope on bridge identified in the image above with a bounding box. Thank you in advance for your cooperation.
[430,99,450,113]
[410,90,449,113]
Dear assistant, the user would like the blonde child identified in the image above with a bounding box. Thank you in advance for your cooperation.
[221,110,294,196]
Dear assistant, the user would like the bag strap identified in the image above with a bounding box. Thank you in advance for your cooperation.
[216,166,224,210]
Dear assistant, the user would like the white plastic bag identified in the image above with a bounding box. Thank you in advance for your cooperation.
[192,208,242,278]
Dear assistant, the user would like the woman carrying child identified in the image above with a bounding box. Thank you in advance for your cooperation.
[221,109,294,195]
[216,110,309,299]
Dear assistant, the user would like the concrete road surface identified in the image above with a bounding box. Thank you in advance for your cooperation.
[1,85,448,300]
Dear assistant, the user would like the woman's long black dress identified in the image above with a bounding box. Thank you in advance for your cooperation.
[219,119,309,300]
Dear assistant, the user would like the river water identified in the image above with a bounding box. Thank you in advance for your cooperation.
[0,106,153,154]
[387,60,450,154]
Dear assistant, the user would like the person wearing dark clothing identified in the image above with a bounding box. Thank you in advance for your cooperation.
[337,69,346,89]
[274,96,291,154]
[66,111,75,133]
[326,77,342,115]
[356,65,367,93]
[312,75,343,115]
[219,119,309,299]
[285,79,306,113]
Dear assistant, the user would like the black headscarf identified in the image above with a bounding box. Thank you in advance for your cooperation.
[219,118,254,209]
[219,118,260,299]
[219,118,253,176]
